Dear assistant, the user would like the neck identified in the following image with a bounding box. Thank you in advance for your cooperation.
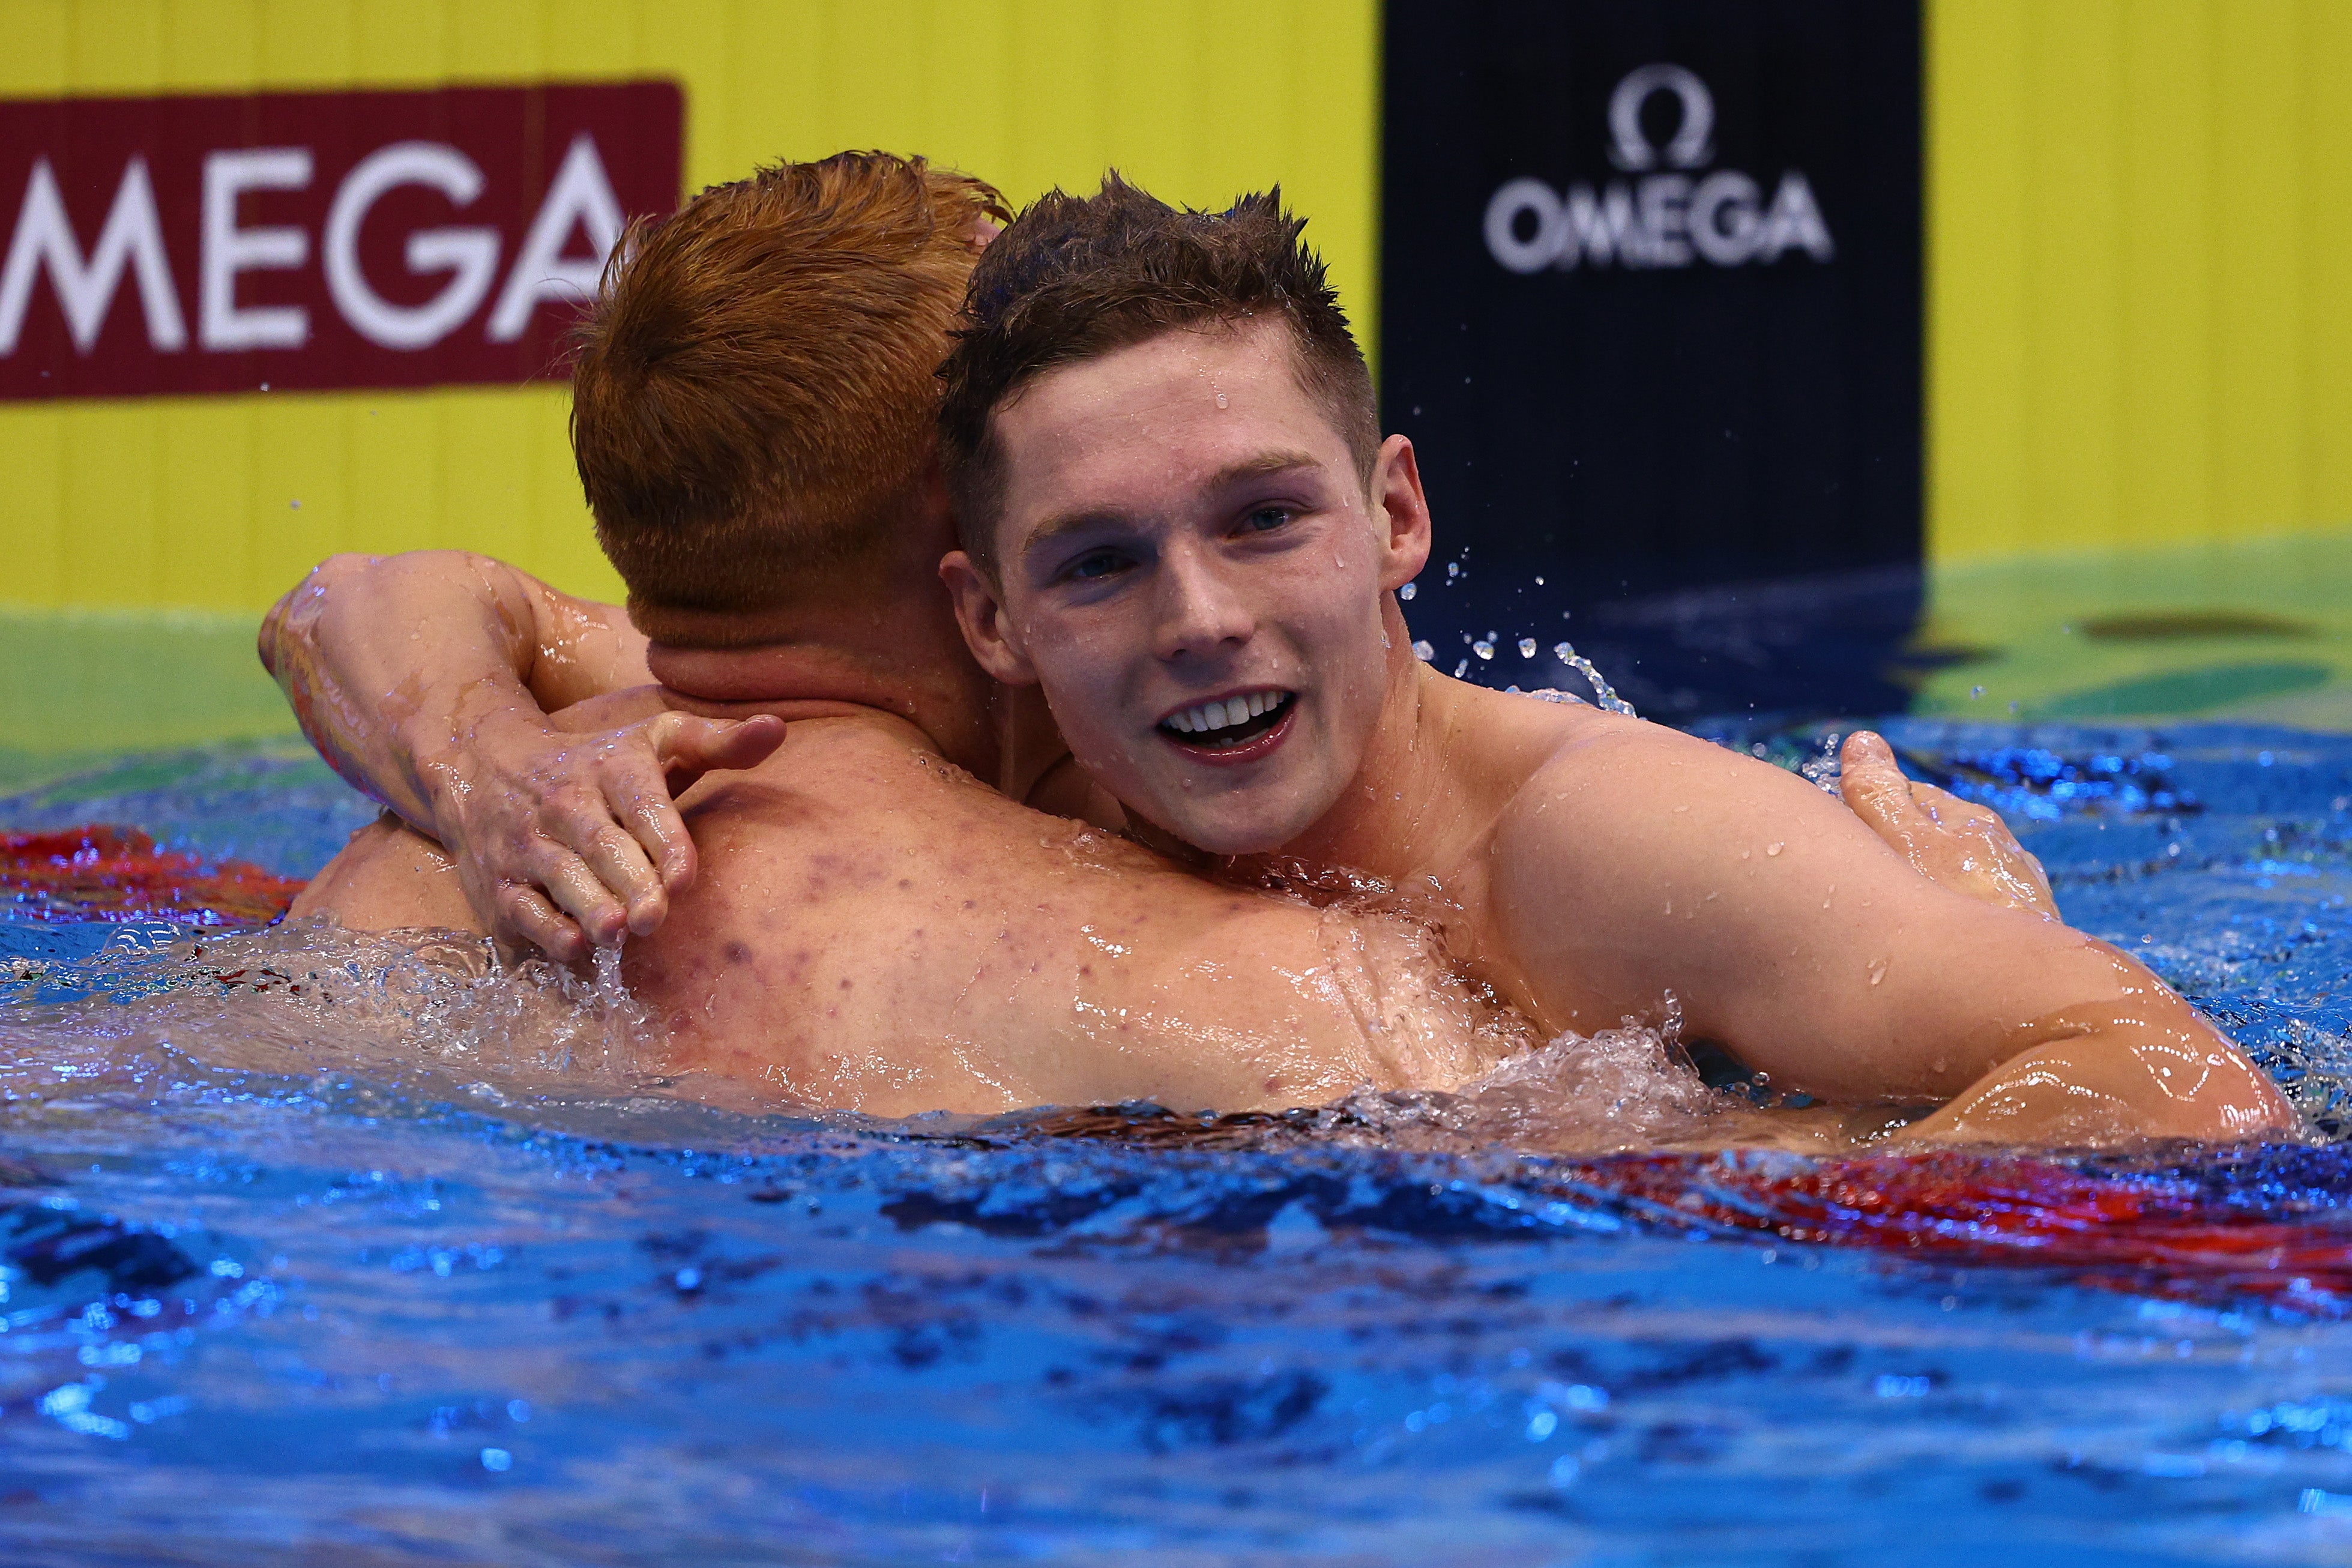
[646,536,1001,780]
[1274,600,1480,885]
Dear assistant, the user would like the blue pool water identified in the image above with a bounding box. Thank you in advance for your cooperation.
[2,720,2351,1566]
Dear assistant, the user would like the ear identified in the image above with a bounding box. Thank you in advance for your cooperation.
[939,551,1040,686]
[1367,433,1433,591]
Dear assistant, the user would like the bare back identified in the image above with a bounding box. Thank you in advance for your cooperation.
[297,710,1519,1115]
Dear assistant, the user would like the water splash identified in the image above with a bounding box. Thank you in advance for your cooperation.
[0,918,659,1106]
[1552,642,1638,716]
[1799,731,1844,795]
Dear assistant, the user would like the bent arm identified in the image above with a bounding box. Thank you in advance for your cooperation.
[260,551,780,957]
[1491,723,2293,1145]
[259,550,651,824]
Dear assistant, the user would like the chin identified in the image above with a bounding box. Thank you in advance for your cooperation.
[1158,799,1317,858]
[1176,824,1281,857]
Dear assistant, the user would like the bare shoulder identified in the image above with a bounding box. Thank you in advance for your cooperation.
[1495,708,1850,858]
[289,815,478,933]
[1477,708,1947,1029]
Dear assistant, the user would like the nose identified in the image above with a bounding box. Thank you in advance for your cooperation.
[1150,543,1255,663]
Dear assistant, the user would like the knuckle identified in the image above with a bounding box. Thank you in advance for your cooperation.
[550,796,610,834]
[594,830,647,870]
[523,844,582,886]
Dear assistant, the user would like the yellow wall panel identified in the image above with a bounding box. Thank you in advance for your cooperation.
[2212,0,2300,544]
[1925,0,2029,562]
[0,0,1379,613]
[2300,2,2352,519]
[1929,0,2352,562]
[13,406,65,603]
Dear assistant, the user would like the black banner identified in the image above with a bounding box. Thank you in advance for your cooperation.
[1381,0,1923,717]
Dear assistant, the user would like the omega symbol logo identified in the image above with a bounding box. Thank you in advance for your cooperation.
[1485,62,1835,276]
[1608,63,1714,171]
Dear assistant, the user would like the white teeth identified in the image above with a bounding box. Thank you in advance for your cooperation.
[1163,691,1289,738]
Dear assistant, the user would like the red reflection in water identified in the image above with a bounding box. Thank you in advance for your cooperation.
[2,824,304,925]
[1587,1150,2351,1310]
[1034,1107,2351,1312]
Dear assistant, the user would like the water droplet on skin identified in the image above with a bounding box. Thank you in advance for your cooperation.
[1518,638,1537,659]
[1399,582,1417,600]
[1412,639,1434,661]
[1767,843,1785,856]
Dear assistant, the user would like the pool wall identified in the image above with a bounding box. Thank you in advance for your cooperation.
[2,1,2348,695]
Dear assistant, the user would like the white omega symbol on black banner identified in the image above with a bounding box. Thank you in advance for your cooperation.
[1484,63,1835,276]
[1606,63,1714,170]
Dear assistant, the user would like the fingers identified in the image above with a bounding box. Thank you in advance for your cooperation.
[651,713,787,792]
[611,780,697,905]
[495,881,589,964]
[627,714,783,904]
[1893,774,2063,918]
[1838,732,1933,852]
[521,777,660,938]
[531,842,635,950]
[1907,779,1997,831]
[454,712,779,960]
[573,818,672,935]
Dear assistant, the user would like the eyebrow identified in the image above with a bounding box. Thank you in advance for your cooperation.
[1020,449,1329,559]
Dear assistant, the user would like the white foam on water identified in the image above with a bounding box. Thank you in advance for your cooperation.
[0,917,662,1109]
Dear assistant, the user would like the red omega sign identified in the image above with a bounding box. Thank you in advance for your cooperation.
[0,81,682,400]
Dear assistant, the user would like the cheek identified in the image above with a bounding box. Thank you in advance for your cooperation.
[1027,629,1147,769]
[1307,599,1392,738]
[1035,616,1135,702]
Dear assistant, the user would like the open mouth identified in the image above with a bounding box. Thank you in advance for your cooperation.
[1157,689,1297,752]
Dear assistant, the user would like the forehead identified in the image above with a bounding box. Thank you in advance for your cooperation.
[991,319,1352,512]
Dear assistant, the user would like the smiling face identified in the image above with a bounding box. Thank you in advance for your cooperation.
[941,318,1429,854]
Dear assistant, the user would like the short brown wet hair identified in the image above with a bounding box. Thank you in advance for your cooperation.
[937,175,1379,576]
[571,151,1007,645]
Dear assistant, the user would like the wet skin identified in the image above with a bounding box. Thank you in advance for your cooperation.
[941,319,2295,1145]
[289,628,1518,1118]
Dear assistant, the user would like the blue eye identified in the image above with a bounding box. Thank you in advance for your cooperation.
[1241,505,1294,534]
[1063,550,1129,582]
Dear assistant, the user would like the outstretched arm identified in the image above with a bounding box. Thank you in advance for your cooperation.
[260,550,782,957]
[1491,720,2293,1146]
